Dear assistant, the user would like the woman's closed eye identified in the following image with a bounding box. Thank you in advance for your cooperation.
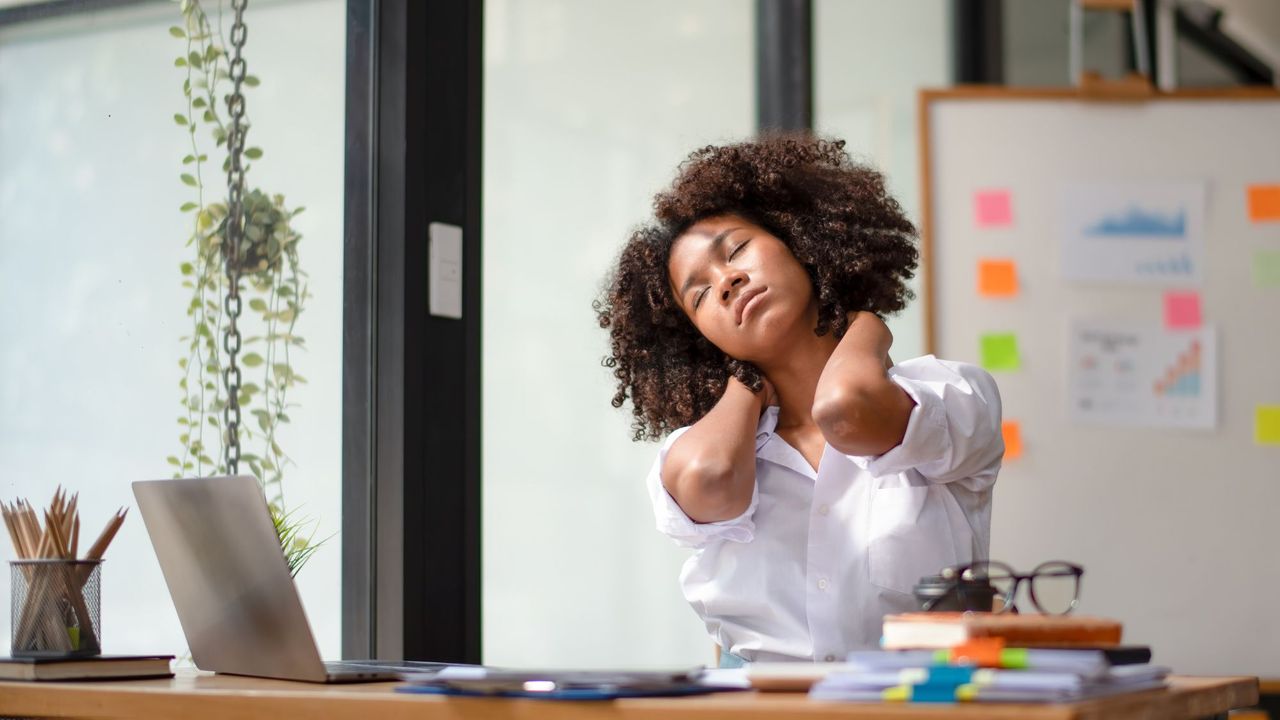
[693,287,710,310]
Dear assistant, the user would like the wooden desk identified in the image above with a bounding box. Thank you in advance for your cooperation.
[0,671,1258,720]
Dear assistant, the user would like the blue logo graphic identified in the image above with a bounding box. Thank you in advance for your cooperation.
[1085,207,1186,238]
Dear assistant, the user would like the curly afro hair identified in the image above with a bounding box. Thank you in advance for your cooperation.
[595,135,918,442]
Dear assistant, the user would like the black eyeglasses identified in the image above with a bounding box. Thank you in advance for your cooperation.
[926,560,1084,615]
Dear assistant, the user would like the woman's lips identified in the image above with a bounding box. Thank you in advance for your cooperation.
[735,287,767,325]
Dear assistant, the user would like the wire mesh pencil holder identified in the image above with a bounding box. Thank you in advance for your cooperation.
[10,559,102,658]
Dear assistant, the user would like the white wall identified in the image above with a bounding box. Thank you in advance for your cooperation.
[0,0,345,659]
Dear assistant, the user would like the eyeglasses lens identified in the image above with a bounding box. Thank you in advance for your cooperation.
[1030,562,1080,615]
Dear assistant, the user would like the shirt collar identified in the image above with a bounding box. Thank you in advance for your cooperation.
[754,406,819,480]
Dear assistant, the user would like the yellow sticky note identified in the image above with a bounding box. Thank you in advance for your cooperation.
[1002,420,1023,460]
[978,259,1018,298]
[1248,184,1280,223]
[1257,405,1280,446]
[981,333,1020,372]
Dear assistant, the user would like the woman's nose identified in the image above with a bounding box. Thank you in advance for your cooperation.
[719,273,746,302]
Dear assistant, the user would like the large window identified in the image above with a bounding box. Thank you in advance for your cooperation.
[482,0,753,668]
[0,0,345,658]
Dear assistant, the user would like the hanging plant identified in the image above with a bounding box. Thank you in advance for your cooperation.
[165,0,321,576]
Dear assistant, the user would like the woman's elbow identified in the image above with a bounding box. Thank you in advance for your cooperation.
[665,456,750,522]
[813,383,904,456]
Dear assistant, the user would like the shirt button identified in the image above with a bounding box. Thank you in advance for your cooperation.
[817,504,830,516]
[824,654,836,662]
[817,578,829,590]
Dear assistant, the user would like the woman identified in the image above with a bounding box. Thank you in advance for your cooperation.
[596,136,1003,665]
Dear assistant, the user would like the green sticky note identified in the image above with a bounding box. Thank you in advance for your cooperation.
[1257,405,1280,446]
[980,333,1020,372]
[1255,250,1280,288]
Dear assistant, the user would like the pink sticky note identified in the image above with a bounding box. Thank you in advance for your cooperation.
[974,190,1013,228]
[1163,291,1202,329]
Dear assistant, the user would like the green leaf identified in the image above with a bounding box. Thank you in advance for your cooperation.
[173,113,188,126]
[169,26,185,38]
[249,298,268,312]
[182,154,195,164]
[174,56,187,67]
[180,262,194,275]
[180,201,198,212]
[241,353,265,367]
[188,51,203,69]
[167,456,181,466]
[180,173,197,187]
[202,109,216,123]
[244,147,263,160]
[244,75,260,87]
[192,97,206,109]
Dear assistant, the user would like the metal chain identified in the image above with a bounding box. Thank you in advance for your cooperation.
[222,0,249,475]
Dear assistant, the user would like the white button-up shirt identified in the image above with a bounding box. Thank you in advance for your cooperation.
[646,355,1003,663]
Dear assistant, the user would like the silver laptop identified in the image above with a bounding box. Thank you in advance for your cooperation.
[133,475,444,683]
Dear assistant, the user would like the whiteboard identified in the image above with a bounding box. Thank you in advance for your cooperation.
[921,88,1280,677]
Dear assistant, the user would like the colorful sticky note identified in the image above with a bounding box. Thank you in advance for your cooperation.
[975,190,1013,228]
[1247,184,1280,222]
[1163,291,1201,329]
[1002,420,1023,460]
[1255,250,1280,288]
[1256,405,1280,446]
[978,259,1018,298]
[980,333,1020,372]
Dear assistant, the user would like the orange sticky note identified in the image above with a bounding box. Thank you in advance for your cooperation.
[1248,184,1280,222]
[978,259,1018,298]
[1002,420,1023,460]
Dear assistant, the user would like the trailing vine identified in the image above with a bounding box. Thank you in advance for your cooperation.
[165,0,318,575]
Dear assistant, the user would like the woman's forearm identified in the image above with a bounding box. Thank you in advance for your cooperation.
[661,377,763,523]
[813,313,914,456]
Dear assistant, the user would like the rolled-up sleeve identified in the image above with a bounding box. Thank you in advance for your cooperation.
[863,355,1004,491]
[646,426,759,549]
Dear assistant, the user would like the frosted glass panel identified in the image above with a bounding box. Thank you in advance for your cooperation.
[814,0,951,359]
[0,0,345,660]
[483,0,753,668]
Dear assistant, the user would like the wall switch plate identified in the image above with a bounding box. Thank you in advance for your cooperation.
[429,222,463,319]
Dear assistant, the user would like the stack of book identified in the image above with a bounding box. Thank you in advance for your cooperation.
[810,613,1168,703]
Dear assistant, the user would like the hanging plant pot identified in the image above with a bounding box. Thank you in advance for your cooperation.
[219,190,300,278]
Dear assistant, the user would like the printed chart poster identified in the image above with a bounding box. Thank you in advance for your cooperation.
[1060,182,1206,285]
[1068,322,1217,429]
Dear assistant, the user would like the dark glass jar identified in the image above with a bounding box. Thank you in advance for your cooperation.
[913,573,996,613]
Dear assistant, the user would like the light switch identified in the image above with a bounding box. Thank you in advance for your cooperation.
[429,222,463,319]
